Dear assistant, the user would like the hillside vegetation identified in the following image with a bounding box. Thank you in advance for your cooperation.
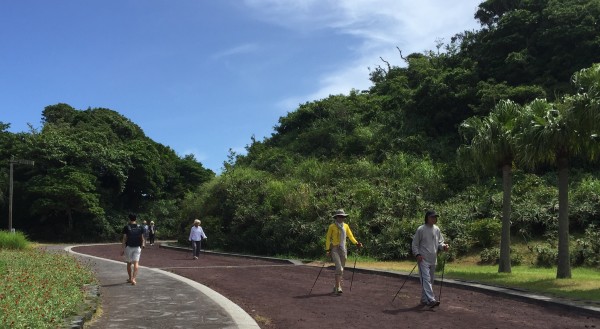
[1,0,599,278]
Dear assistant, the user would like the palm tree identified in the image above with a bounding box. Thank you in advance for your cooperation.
[459,100,522,273]
[516,64,600,279]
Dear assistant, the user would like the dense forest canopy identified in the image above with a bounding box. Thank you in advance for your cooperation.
[1,104,214,241]
[1,0,599,275]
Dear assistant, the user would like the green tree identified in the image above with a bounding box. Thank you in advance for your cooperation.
[460,100,522,273]
[12,104,213,240]
[516,64,600,278]
[29,167,104,233]
[269,92,379,160]
[475,0,523,26]
[469,0,600,94]
[0,122,12,205]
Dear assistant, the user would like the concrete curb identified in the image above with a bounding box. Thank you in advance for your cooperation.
[64,283,100,329]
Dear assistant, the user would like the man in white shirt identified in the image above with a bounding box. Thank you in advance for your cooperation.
[189,219,208,259]
[411,210,449,308]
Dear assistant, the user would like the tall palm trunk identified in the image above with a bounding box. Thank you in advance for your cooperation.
[498,163,512,273]
[556,157,571,279]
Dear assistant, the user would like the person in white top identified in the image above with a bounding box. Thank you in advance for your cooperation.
[411,210,449,308]
[189,219,207,259]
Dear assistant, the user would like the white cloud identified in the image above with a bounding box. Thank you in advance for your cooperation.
[245,0,482,112]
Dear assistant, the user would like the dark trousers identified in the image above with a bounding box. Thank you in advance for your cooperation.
[191,240,202,257]
[149,233,155,244]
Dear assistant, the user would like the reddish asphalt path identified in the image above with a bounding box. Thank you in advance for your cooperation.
[73,244,600,329]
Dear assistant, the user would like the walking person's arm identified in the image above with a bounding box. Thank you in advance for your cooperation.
[412,228,423,262]
[346,225,363,248]
[437,230,449,252]
[325,225,333,256]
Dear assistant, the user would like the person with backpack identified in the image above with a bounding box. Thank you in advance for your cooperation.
[120,213,146,285]
[189,219,207,259]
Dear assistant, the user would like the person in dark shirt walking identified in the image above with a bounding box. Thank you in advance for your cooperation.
[120,214,145,285]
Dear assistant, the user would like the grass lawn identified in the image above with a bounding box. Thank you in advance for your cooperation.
[351,254,600,301]
[332,237,598,301]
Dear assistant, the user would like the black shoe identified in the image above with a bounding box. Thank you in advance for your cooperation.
[427,301,440,308]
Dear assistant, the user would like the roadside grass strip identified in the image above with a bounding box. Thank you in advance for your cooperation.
[355,259,600,301]
[0,248,96,328]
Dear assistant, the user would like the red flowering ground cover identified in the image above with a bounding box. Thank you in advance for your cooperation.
[74,244,599,329]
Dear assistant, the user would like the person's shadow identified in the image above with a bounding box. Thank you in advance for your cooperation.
[294,292,342,299]
[382,303,433,314]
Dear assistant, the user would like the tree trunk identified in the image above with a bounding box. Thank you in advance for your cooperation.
[67,208,73,232]
[556,157,571,279]
[498,163,512,273]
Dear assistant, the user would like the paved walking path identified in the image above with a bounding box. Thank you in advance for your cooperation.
[50,244,599,328]
[64,245,260,329]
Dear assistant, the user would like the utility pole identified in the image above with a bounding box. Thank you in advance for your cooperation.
[9,158,34,232]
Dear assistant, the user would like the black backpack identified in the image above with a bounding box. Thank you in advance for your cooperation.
[126,224,144,247]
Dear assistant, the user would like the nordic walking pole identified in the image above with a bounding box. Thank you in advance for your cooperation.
[350,242,364,292]
[391,262,418,303]
[350,250,358,292]
[309,262,326,295]
[438,254,448,303]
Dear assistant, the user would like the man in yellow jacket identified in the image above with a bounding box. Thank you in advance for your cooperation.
[325,209,363,294]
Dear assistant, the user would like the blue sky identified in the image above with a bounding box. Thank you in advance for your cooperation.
[1,0,482,173]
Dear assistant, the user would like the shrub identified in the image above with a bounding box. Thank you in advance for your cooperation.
[436,252,451,272]
[0,230,30,250]
[480,247,523,265]
[511,173,558,236]
[572,224,600,267]
[449,235,472,257]
[480,247,500,264]
[569,176,600,229]
[468,218,501,248]
[510,250,523,266]
[534,245,557,268]
[369,216,421,260]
